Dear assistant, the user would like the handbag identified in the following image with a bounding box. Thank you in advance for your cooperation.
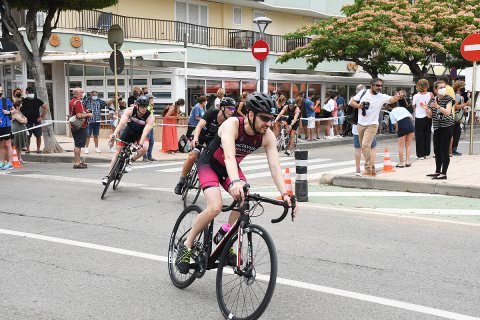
[454,108,464,123]
[345,89,367,125]
[69,99,85,132]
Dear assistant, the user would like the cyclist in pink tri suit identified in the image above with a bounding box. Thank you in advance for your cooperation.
[176,92,298,274]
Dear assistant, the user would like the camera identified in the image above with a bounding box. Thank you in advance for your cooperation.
[361,101,370,116]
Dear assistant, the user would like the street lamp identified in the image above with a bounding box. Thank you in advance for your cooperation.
[253,17,272,93]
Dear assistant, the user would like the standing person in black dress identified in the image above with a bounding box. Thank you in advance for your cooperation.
[423,81,454,180]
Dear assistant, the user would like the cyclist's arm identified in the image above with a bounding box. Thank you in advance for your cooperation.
[275,105,287,122]
[292,107,300,125]
[139,114,155,145]
[193,119,207,143]
[219,117,240,182]
[112,107,133,137]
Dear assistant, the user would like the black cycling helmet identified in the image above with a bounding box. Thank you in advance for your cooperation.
[246,92,275,114]
[136,96,149,107]
[220,97,236,107]
[287,98,296,105]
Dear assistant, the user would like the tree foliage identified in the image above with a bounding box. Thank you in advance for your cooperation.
[278,0,480,81]
[0,0,118,153]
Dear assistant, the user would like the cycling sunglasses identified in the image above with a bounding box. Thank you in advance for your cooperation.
[257,114,274,122]
[226,107,236,111]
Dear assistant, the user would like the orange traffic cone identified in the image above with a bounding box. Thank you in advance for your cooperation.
[12,146,21,168]
[277,167,294,199]
[382,147,395,173]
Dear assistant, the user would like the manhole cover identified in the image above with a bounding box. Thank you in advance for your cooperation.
[6,171,41,175]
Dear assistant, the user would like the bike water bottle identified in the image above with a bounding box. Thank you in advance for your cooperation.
[214,223,230,244]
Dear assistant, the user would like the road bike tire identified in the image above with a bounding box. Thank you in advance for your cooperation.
[216,224,278,320]
[101,157,122,199]
[276,134,283,152]
[168,204,204,289]
[113,158,127,190]
[183,166,201,208]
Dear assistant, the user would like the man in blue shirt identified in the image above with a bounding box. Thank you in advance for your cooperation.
[305,92,316,141]
[82,90,113,154]
[186,96,207,138]
[0,86,14,170]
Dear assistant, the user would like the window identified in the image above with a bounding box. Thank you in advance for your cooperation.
[225,80,240,102]
[86,79,104,86]
[129,78,148,86]
[175,1,208,26]
[68,64,84,76]
[152,78,172,86]
[307,83,321,100]
[85,66,104,76]
[233,8,242,25]
[107,79,125,86]
[152,92,172,99]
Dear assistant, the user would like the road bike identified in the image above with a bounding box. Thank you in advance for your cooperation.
[168,184,296,320]
[101,139,138,199]
[181,161,201,208]
[276,121,297,152]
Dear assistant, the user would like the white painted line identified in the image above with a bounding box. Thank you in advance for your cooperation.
[258,191,441,197]
[253,47,267,53]
[374,208,480,216]
[94,161,186,169]
[464,44,480,51]
[246,160,356,179]
[0,228,477,320]
[10,174,145,187]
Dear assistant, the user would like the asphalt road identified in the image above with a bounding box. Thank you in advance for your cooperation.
[1,146,480,319]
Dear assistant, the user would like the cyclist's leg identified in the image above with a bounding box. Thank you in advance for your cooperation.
[175,148,201,194]
[288,128,297,151]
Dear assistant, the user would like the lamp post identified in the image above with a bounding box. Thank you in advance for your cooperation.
[253,17,272,93]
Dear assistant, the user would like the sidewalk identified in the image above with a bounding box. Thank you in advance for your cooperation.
[324,154,480,199]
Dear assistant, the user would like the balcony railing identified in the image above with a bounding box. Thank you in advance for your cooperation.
[11,9,310,53]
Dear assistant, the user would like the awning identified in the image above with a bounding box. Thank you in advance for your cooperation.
[41,48,185,62]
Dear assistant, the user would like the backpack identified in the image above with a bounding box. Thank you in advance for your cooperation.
[345,89,367,125]
[178,134,191,153]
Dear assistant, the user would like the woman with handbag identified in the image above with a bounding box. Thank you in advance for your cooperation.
[161,98,185,154]
[69,88,92,169]
[424,81,454,180]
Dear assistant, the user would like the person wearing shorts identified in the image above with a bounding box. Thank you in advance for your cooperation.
[389,105,415,168]
[175,92,297,274]
[69,88,92,169]
[0,86,14,170]
[275,98,301,156]
[21,87,48,153]
[353,124,377,176]
[174,97,236,195]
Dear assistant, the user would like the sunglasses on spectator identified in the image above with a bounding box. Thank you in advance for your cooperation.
[257,114,274,122]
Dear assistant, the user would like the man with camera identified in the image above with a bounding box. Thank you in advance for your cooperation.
[350,78,406,176]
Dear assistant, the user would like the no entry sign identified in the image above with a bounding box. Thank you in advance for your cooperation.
[252,40,269,60]
[461,34,480,62]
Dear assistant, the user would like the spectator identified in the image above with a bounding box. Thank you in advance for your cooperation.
[161,98,185,154]
[313,96,322,139]
[20,87,48,154]
[128,86,141,107]
[412,79,433,159]
[11,100,28,164]
[108,92,126,152]
[335,94,346,137]
[236,91,248,117]
[0,85,14,170]
[305,92,316,141]
[214,88,225,109]
[323,92,337,139]
[82,90,112,154]
[187,96,207,138]
[12,88,23,104]
[350,78,405,176]
[143,95,157,161]
[351,85,377,176]
[142,86,149,96]
[424,80,454,180]
[297,92,307,141]
[451,80,469,156]
[69,88,93,169]
[389,104,415,168]
[273,95,286,136]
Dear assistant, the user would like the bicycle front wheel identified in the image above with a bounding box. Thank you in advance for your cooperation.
[183,166,201,208]
[113,158,127,190]
[216,224,278,320]
[101,157,123,199]
[168,205,204,289]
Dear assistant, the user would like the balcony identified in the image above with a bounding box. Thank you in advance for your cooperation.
[11,9,310,53]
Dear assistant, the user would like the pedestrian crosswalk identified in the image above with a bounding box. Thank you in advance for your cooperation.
[152,154,383,183]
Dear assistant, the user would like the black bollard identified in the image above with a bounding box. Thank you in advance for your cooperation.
[294,149,308,202]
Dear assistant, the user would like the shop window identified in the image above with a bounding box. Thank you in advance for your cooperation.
[3,65,11,76]
[86,79,104,86]
[241,80,257,93]
[206,80,222,95]
[152,78,172,86]
[225,80,240,102]
[127,69,148,75]
[152,92,172,99]
[85,66,104,76]
[107,79,125,86]
[129,78,148,86]
[68,64,84,76]
[292,82,307,98]
[307,83,321,100]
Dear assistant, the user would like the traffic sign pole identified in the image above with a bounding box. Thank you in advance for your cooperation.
[471,61,476,155]
[114,42,118,111]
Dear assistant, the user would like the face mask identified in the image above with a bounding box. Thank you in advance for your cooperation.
[91,96,98,100]
[27,94,35,99]
[15,93,21,98]
[437,88,447,96]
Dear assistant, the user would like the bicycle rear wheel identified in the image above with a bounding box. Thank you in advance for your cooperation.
[276,134,283,152]
[168,205,204,289]
[183,165,201,208]
[101,157,123,199]
[216,224,277,320]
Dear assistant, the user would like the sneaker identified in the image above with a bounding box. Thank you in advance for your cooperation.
[101,176,109,185]
[142,156,149,162]
[452,151,462,156]
[174,181,185,195]
[326,136,334,140]
[148,157,157,162]
[0,163,4,169]
[95,148,101,153]
[175,242,192,274]
[297,138,303,143]
[313,138,319,141]
[227,247,238,267]
[355,170,362,177]
[2,163,13,170]
[83,148,89,154]
[284,150,292,156]
[124,163,133,173]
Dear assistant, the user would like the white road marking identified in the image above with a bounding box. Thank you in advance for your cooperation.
[258,191,441,197]
[374,208,480,216]
[10,174,145,187]
[0,228,477,320]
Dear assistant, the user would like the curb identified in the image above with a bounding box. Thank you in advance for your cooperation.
[328,174,480,199]
[22,153,112,164]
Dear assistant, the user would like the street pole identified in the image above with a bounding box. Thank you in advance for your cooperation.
[114,42,118,112]
[259,31,265,93]
[470,61,476,155]
[184,32,189,117]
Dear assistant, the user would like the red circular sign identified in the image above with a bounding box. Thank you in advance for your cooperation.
[461,34,480,62]
[252,40,269,60]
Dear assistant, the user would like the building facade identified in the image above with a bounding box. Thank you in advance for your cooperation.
[0,0,422,134]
